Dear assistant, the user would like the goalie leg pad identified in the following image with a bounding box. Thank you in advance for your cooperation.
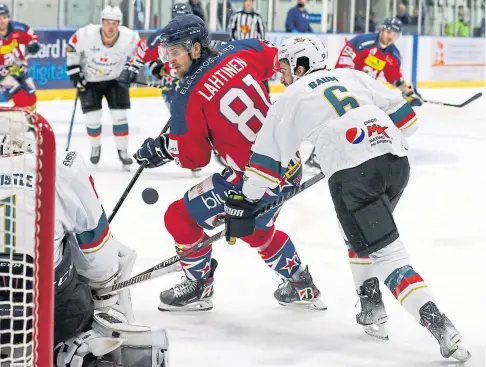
[94,309,169,367]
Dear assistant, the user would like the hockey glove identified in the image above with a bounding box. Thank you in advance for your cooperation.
[67,65,86,92]
[403,85,424,107]
[224,194,258,245]
[134,133,173,168]
[149,59,165,80]
[26,41,40,55]
[117,62,139,89]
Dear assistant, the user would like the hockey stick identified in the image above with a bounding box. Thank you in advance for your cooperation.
[108,120,170,223]
[65,92,79,151]
[423,92,482,108]
[132,80,164,89]
[98,172,326,296]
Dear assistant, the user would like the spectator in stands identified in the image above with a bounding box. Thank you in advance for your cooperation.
[285,0,313,33]
[445,5,470,36]
[396,3,411,25]
[188,0,205,22]
[218,1,233,30]
[354,10,376,33]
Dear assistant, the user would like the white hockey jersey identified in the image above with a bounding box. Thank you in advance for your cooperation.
[0,150,118,283]
[67,24,139,82]
[242,68,418,201]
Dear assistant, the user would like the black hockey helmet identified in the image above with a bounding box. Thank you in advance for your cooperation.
[172,3,193,19]
[0,3,10,17]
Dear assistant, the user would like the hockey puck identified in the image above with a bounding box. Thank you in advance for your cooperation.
[142,188,159,205]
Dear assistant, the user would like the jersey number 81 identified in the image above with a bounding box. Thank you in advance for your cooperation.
[219,74,272,142]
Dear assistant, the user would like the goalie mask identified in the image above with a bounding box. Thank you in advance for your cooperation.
[278,35,328,82]
[0,135,34,156]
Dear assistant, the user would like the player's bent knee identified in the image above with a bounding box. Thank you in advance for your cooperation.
[242,226,276,249]
[164,198,204,246]
[343,194,399,257]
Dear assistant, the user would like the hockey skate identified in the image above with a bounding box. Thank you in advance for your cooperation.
[274,266,326,311]
[90,146,101,165]
[356,277,389,340]
[158,258,217,312]
[117,149,133,171]
[419,301,471,362]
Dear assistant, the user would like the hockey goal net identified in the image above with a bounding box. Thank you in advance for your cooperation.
[0,108,55,367]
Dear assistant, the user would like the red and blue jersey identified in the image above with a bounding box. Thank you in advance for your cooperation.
[168,39,278,171]
[335,32,404,87]
[0,21,38,74]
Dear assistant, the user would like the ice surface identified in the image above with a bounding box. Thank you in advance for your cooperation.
[26,88,486,366]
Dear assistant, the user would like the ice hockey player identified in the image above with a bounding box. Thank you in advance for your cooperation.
[0,3,40,110]
[66,6,139,170]
[223,35,471,362]
[306,18,423,170]
[0,116,168,366]
[118,3,193,110]
[133,14,325,312]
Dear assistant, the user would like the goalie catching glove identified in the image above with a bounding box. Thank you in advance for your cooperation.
[224,194,258,244]
[134,133,173,168]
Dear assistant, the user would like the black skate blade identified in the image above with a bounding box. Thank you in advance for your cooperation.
[277,299,327,311]
[158,300,213,312]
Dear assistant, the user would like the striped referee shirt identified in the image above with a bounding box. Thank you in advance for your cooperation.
[228,10,266,40]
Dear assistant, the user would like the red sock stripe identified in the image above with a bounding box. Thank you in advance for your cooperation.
[348,250,370,259]
[392,274,424,299]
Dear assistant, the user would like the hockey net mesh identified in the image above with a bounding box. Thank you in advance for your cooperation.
[0,108,55,367]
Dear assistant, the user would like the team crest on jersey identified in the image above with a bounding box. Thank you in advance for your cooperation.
[345,127,365,144]
[240,24,251,34]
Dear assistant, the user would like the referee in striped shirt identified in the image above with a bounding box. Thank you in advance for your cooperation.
[228,0,265,40]
[228,0,269,92]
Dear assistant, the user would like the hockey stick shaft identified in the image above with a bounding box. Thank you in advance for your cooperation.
[132,80,164,89]
[65,93,78,151]
[423,92,482,108]
[98,172,326,296]
[108,120,170,223]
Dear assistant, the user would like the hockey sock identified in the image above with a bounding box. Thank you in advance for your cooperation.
[164,199,213,281]
[110,109,129,150]
[85,110,103,147]
[371,238,434,322]
[347,248,373,293]
[245,228,302,279]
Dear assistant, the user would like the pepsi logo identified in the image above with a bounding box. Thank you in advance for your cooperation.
[345,127,365,144]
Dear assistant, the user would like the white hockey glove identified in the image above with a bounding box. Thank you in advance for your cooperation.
[89,242,137,323]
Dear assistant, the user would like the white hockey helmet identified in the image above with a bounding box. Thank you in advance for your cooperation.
[278,35,328,81]
[101,5,123,25]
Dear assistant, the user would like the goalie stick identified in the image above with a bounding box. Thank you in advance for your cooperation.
[423,92,482,108]
[98,172,326,296]
[108,120,170,223]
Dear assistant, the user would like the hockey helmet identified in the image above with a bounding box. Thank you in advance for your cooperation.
[0,3,9,17]
[278,35,328,81]
[155,14,210,61]
[101,5,123,25]
[172,3,193,19]
[381,18,403,33]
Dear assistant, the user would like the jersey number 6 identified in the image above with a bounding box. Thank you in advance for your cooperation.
[219,74,272,142]
[323,85,360,117]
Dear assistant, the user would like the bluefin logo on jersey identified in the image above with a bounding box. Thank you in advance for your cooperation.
[308,76,338,89]
[0,173,34,188]
[345,127,365,144]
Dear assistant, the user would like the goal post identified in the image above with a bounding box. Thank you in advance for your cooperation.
[0,108,55,367]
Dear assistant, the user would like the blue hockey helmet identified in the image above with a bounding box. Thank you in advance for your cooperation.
[155,14,210,61]
[0,3,10,16]
[172,3,193,19]
[381,18,403,33]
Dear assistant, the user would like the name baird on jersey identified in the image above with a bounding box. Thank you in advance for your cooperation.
[0,173,34,188]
